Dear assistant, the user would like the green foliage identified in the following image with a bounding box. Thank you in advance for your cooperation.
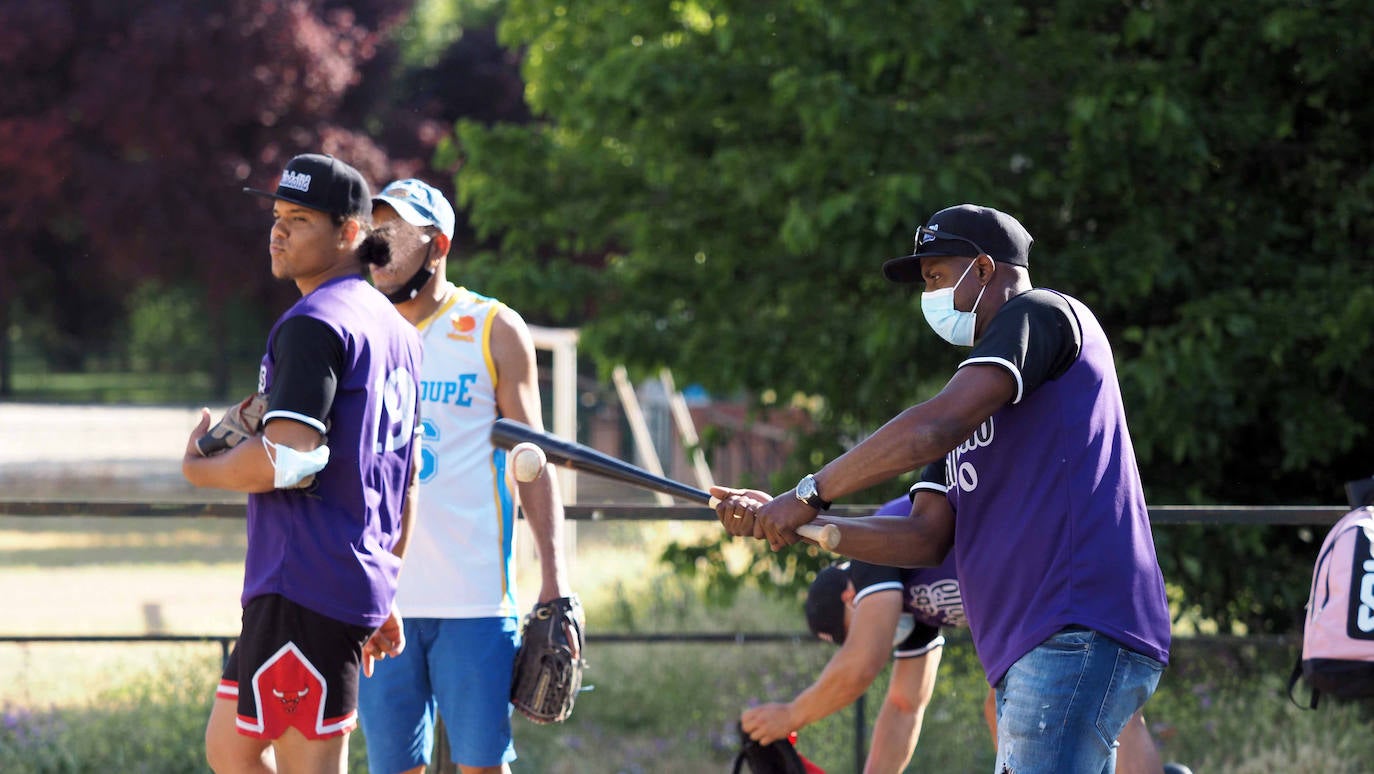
[1164,525,1320,635]
[454,0,1374,629]
[0,653,214,773]
[660,530,841,609]
[124,280,212,374]
[395,0,471,68]
[0,651,370,773]
[7,635,1362,772]
[0,0,420,398]
[1148,639,1374,772]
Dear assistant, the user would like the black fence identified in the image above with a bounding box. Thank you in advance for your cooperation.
[0,499,1353,524]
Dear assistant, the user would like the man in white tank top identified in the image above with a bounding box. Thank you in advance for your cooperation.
[357,178,575,774]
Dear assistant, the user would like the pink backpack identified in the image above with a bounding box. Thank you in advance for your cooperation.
[1289,505,1374,708]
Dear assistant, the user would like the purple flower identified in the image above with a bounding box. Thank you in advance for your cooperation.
[3,703,33,735]
[1189,682,1214,710]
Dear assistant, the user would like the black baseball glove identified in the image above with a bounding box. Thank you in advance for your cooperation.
[510,595,585,724]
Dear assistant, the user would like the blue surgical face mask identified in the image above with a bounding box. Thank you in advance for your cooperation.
[920,258,990,347]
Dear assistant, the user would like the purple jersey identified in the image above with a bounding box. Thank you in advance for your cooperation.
[850,495,964,658]
[946,289,1170,685]
[244,275,422,628]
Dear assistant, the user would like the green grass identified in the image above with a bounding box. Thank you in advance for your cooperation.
[8,633,1368,773]
[4,517,1373,772]
[10,370,259,405]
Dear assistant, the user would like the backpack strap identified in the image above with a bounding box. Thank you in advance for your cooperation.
[1288,656,1320,709]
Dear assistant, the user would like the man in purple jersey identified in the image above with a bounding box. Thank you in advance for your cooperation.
[715,204,1170,773]
[183,153,423,774]
[744,468,1168,774]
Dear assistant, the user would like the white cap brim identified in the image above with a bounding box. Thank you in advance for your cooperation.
[374,195,453,238]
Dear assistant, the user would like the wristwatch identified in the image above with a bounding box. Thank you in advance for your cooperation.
[794,473,832,511]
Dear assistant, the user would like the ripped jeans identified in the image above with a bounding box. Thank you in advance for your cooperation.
[992,627,1164,774]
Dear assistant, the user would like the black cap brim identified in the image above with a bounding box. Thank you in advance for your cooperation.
[243,186,331,214]
[882,249,976,283]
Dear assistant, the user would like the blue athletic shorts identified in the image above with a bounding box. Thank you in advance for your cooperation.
[357,616,520,771]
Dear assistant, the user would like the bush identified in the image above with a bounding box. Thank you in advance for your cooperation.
[0,652,212,773]
[125,280,213,375]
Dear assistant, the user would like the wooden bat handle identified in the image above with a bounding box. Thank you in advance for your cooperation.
[796,523,840,551]
[708,495,720,508]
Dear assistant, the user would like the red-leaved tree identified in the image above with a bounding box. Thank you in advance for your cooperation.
[0,0,433,395]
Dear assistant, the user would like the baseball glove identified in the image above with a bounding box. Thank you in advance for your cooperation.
[196,392,268,457]
[510,595,585,724]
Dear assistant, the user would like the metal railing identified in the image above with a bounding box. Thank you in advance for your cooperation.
[0,499,1352,523]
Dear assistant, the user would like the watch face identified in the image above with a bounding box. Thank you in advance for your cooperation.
[797,475,817,501]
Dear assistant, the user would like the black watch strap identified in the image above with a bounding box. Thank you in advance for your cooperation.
[796,474,832,510]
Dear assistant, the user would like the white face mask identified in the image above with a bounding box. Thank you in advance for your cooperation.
[262,435,330,489]
[920,258,990,347]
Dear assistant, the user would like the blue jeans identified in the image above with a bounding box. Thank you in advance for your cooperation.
[993,627,1164,774]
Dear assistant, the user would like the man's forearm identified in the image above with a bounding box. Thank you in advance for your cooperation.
[810,515,952,568]
[391,456,421,560]
[814,404,964,501]
[790,657,882,730]
[182,435,276,493]
[519,467,570,597]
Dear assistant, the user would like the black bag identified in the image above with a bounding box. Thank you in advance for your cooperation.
[731,723,812,774]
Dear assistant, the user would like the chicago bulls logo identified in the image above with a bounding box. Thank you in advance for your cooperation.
[238,642,336,739]
[272,686,310,714]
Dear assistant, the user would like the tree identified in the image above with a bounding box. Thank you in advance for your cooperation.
[0,0,418,396]
[453,0,1374,631]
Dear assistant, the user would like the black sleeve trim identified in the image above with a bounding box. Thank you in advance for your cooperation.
[848,561,903,599]
[909,460,949,500]
[893,625,944,658]
[961,289,1081,402]
[265,316,344,433]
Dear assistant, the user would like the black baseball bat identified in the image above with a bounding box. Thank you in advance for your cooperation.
[490,418,839,549]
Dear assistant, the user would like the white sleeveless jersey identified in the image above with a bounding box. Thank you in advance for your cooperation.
[395,284,518,618]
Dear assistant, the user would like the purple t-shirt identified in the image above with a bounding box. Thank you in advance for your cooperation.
[244,274,423,628]
[850,491,964,658]
[945,288,1171,685]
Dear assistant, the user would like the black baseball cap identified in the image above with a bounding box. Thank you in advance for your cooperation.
[882,203,1033,283]
[805,563,851,645]
[244,153,372,220]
